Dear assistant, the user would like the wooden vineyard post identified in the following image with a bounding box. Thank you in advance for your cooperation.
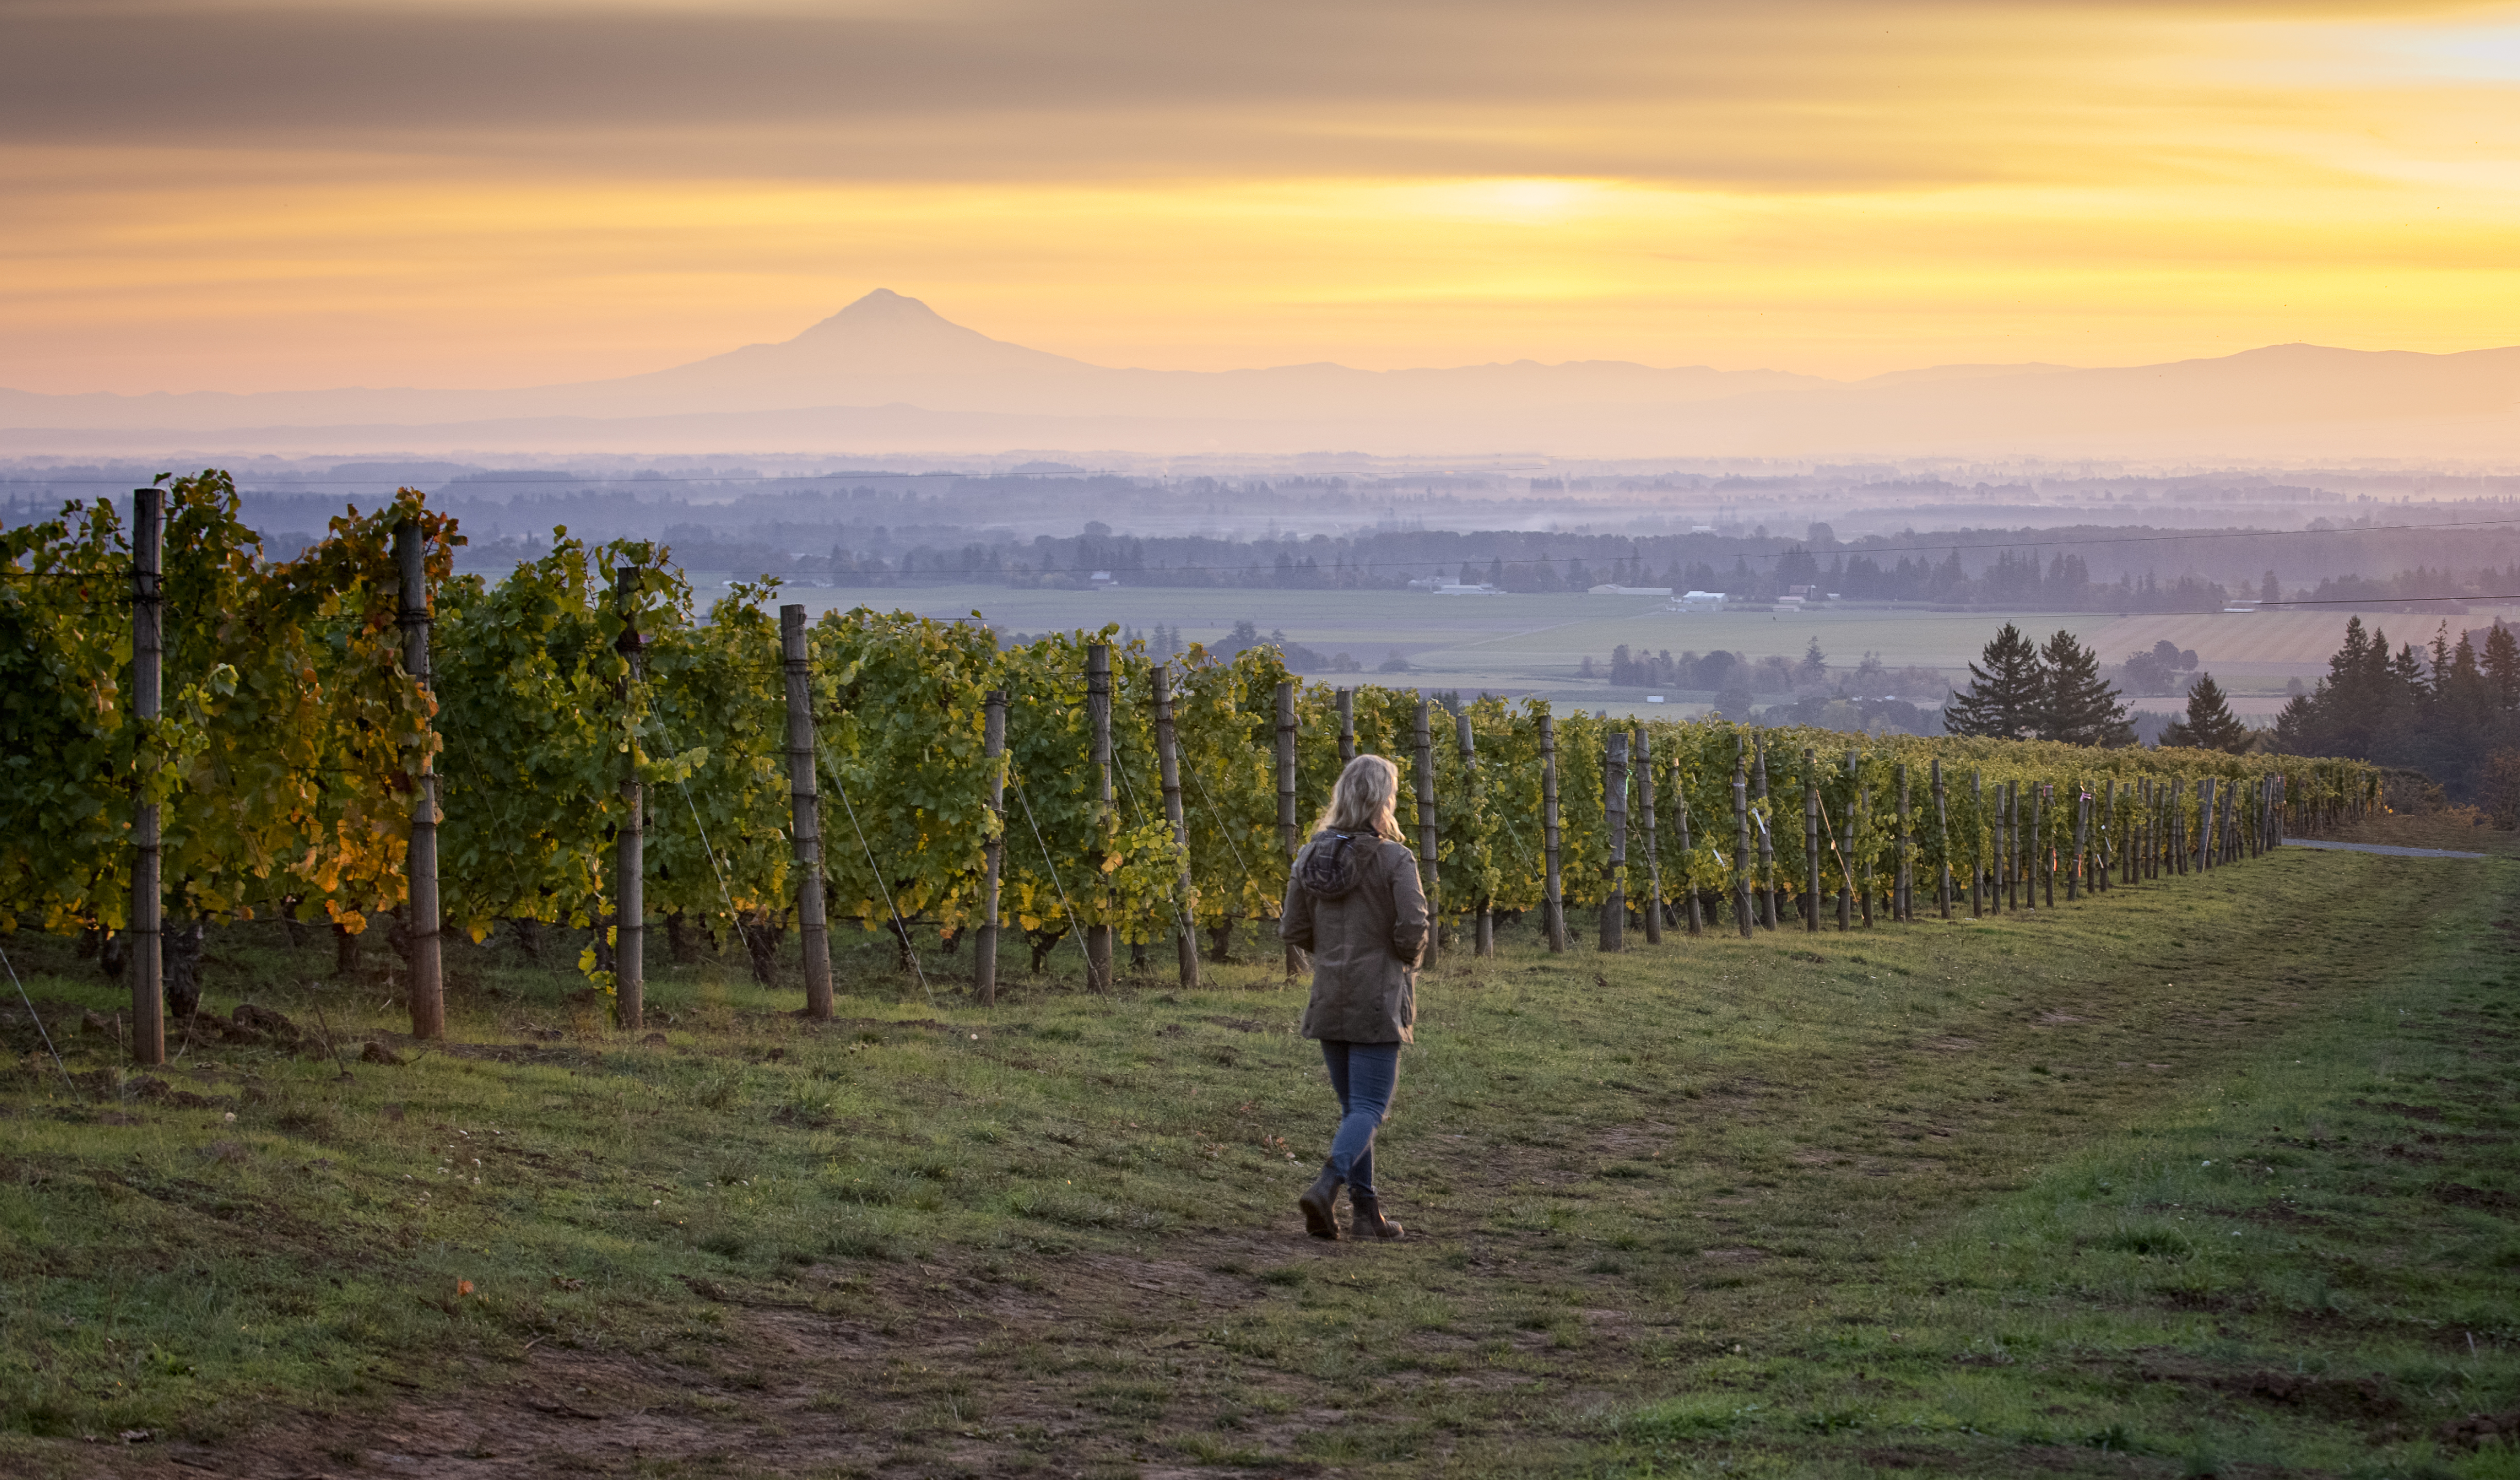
[779,605,835,1020]
[1894,763,1911,922]
[1600,730,1629,951]
[2019,783,2035,911]
[1732,751,1755,939]
[395,518,446,1040]
[2148,778,2160,881]
[977,690,1006,1006]
[1676,767,1702,935]
[1086,644,1116,990]
[1932,758,1951,920]
[1152,664,1199,990]
[1540,712,1567,952]
[614,565,646,1030]
[129,486,166,1066]
[1637,729,1663,944]
[1277,680,1302,980]
[1458,710,1493,955]
[1996,781,2016,907]
[1337,689,1356,764]
[1968,771,1984,919]
[1841,751,1857,931]
[1754,739,1778,930]
[2026,781,2046,907]
[2099,779,2115,891]
[2195,778,2213,874]
[1414,696,1441,947]
[2133,778,2146,882]
[1802,751,1821,934]
[2068,782,2088,902]
[2151,778,2164,881]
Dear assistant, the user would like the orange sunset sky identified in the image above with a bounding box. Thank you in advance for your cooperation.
[3,0,2516,395]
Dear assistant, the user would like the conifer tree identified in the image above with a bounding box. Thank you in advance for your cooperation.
[1945,623,2045,739]
[1798,636,1827,682]
[2036,629,2135,747]
[2159,672,2251,753]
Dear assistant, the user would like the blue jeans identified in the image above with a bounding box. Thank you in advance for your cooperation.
[1320,1040,1401,1198]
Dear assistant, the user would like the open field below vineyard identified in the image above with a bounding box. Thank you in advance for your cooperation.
[4,814,2518,1478]
[737,583,2520,714]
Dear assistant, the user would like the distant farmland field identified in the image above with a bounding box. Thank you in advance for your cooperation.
[746,581,2519,709]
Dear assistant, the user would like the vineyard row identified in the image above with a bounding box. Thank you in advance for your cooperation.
[0,476,2382,1065]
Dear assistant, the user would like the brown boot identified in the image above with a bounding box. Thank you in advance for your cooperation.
[1298,1166,1343,1241]
[1350,1190,1404,1240]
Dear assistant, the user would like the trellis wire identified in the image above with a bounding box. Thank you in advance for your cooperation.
[1007,769,1101,989]
[2,942,80,1102]
[829,771,933,1006]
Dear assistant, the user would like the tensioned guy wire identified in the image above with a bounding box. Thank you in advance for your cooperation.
[2,942,81,1102]
[829,769,933,1006]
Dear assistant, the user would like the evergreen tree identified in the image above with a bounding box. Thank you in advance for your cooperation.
[1944,623,2045,739]
[2485,622,2520,709]
[2035,629,2135,747]
[1797,636,1827,682]
[2159,672,2251,753]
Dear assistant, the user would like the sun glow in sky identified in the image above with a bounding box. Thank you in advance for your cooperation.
[2,0,2516,393]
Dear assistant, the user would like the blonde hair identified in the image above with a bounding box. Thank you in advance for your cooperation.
[1313,753,1403,842]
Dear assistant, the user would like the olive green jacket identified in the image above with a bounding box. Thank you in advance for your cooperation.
[1279,832,1429,1043]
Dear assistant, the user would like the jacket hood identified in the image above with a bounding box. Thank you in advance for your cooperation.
[1296,831,1367,899]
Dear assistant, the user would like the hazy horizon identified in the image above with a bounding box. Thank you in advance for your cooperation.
[7,1,2519,404]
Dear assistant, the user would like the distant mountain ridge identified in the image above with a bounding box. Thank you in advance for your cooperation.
[3,290,2513,462]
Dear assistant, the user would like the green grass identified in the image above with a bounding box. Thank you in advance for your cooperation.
[3,828,2516,1476]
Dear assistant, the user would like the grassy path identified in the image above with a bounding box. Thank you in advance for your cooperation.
[3,826,2515,1477]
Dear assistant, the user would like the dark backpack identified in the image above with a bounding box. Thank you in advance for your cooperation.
[1296,832,1366,899]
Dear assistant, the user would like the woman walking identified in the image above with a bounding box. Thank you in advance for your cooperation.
[1280,753,1430,1241]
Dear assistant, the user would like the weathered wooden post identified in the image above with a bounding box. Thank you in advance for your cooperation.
[2196,777,2213,874]
[976,690,1006,1006]
[1458,710,1493,955]
[2099,779,2116,891]
[1085,643,1116,990]
[1676,769,1702,935]
[614,565,646,1029]
[1853,752,1872,928]
[1932,758,1951,920]
[1753,739,1778,930]
[394,518,446,1040]
[2068,782,2088,902]
[1894,762,1911,922]
[1337,689,1356,763]
[1152,664,1198,990]
[1637,729,1663,944]
[1276,679,1301,980]
[2000,781,2015,910]
[780,605,834,1019]
[1601,731,1629,951]
[1732,751,1755,939]
[1802,751,1821,934]
[1841,751,1858,931]
[1414,695,1441,946]
[1540,711,1567,951]
[2040,784,2057,908]
[1968,771,1984,919]
[129,487,166,1066]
